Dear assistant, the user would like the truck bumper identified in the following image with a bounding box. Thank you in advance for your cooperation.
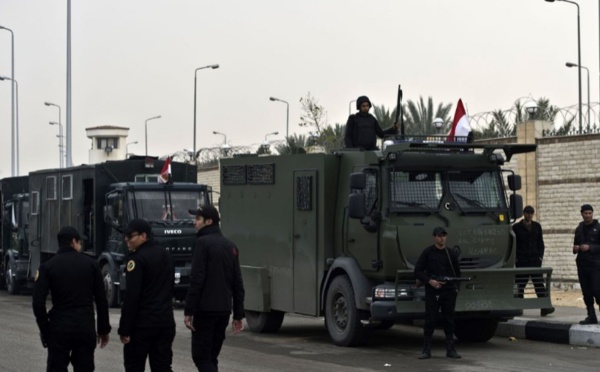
[371,300,523,321]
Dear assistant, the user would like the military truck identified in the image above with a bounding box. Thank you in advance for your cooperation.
[0,176,29,294]
[219,137,553,346]
[22,157,211,306]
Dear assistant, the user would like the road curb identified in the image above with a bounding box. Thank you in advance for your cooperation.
[496,320,600,348]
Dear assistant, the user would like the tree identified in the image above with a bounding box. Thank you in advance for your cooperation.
[403,96,453,135]
[275,134,308,155]
[298,92,327,135]
[372,104,398,130]
[316,123,345,153]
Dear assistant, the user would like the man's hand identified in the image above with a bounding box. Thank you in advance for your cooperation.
[97,333,109,348]
[580,244,591,252]
[573,245,580,253]
[39,333,48,348]
[120,335,130,344]
[232,319,244,334]
[429,279,445,289]
[184,315,195,331]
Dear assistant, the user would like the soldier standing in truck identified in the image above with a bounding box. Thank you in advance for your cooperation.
[414,227,462,360]
[344,95,398,150]
[512,205,555,316]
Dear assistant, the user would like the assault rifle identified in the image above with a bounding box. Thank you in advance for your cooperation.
[431,275,472,283]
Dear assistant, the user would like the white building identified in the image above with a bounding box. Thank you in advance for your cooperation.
[85,125,130,164]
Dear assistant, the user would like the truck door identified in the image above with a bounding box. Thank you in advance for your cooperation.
[292,170,318,316]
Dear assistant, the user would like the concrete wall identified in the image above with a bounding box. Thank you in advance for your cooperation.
[197,165,221,205]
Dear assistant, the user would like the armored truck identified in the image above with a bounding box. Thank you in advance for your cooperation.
[219,137,553,346]
[21,157,211,306]
[0,176,29,294]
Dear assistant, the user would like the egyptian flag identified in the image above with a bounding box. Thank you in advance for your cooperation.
[447,99,471,141]
[159,157,172,184]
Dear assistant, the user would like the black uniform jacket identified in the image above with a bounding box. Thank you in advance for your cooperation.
[344,112,396,150]
[184,225,245,320]
[414,245,462,292]
[32,246,111,336]
[512,220,545,265]
[573,219,600,268]
[118,239,175,336]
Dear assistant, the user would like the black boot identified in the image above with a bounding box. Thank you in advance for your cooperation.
[418,338,431,359]
[541,307,555,316]
[446,340,461,359]
[580,307,598,325]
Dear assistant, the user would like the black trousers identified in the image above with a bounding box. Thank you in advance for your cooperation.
[424,289,457,340]
[123,325,176,372]
[46,331,96,372]
[577,265,600,311]
[191,312,230,372]
[516,260,547,298]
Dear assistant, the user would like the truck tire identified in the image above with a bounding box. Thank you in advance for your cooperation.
[6,266,20,295]
[102,264,119,308]
[454,318,499,342]
[245,310,285,333]
[325,275,370,347]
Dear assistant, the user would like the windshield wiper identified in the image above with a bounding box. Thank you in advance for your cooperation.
[393,200,437,212]
[453,192,486,209]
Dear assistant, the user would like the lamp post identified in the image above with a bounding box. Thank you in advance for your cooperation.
[0,25,15,176]
[349,99,356,116]
[524,101,539,120]
[213,131,230,157]
[545,0,582,133]
[44,102,62,163]
[66,0,73,167]
[145,115,161,156]
[213,131,227,145]
[566,62,590,129]
[432,118,444,134]
[0,76,19,175]
[269,97,289,138]
[49,121,64,168]
[193,64,219,162]
[126,141,138,158]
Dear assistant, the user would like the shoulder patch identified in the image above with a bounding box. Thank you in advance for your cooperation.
[34,270,39,281]
[126,260,136,272]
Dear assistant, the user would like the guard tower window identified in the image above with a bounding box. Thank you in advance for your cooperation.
[31,191,40,215]
[97,137,119,150]
[62,175,73,200]
[46,176,57,200]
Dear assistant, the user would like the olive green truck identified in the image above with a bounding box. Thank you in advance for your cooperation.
[219,139,553,346]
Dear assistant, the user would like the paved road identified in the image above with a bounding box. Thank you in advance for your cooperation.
[0,291,596,371]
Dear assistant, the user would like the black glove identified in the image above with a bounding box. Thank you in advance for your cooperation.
[40,333,48,348]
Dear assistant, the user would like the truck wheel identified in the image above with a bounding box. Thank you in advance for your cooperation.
[101,265,119,308]
[6,266,20,295]
[454,318,499,342]
[245,310,285,333]
[325,275,370,347]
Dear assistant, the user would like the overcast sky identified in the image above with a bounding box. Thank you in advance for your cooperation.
[1,0,599,176]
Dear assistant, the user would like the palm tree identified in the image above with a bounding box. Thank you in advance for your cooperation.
[275,134,308,155]
[372,105,398,130]
[317,123,345,153]
[403,96,453,135]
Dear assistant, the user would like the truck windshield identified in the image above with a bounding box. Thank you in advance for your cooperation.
[389,169,506,212]
[126,190,208,222]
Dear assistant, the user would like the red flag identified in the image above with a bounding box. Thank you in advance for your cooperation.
[159,157,171,183]
[447,99,471,142]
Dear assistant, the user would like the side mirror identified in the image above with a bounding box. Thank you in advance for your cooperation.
[348,194,366,219]
[349,172,366,190]
[507,175,521,191]
[510,194,523,219]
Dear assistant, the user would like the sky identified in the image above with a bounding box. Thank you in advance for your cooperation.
[1,0,599,177]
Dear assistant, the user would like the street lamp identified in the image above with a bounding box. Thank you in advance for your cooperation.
[49,121,64,168]
[349,99,356,116]
[0,25,15,176]
[261,131,279,152]
[0,76,19,175]
[45,102,62,164]
[145,115,161,156]
[66,0,73,167]
[432,118,444,133]
[269,97,289,138]
[566,62,590,129]
[524,101,539,120]
[126,141,138,158]
[545,0,582,133]
[213,131,230,157]
[193,64,219,162]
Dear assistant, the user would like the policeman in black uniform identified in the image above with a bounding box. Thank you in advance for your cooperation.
[344,95,398,150]
[513,205,555,316]
[573,204,600,324]
[32,226,111,371]
[184,206,245,372]
[414,226,461,360]
[118,219,176,371]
